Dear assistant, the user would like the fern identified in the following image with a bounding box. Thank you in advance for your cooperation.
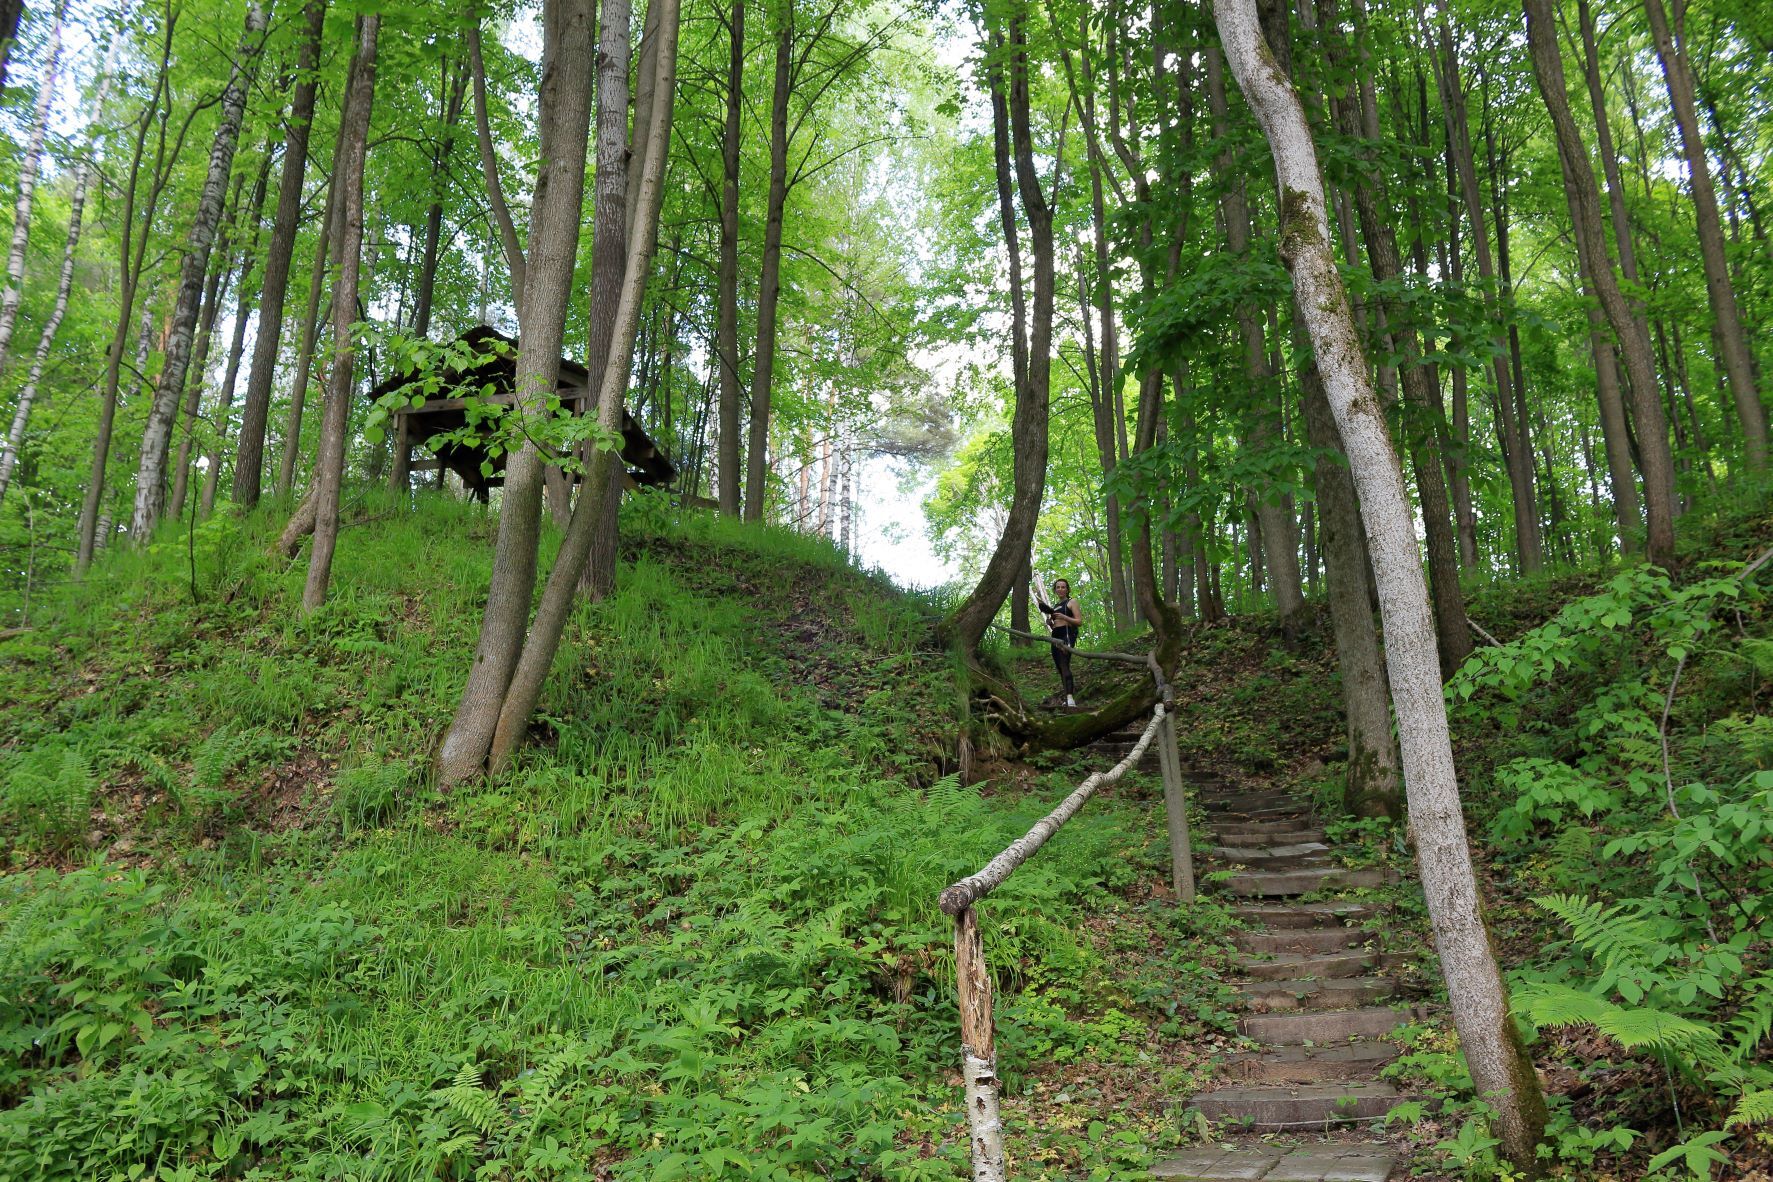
[1729,971,1773,1064]
[439,1061,500,1138]
[1727,1089,1773,1129]
[3,742,95,852]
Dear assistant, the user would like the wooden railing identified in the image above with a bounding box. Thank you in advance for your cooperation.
[942,641,1195,1181]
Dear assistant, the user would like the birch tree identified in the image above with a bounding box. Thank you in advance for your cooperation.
[129,2,268,542]
[1213,0,1548,1166]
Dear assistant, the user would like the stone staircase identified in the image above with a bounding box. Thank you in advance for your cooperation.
[1151,766,1421,1182]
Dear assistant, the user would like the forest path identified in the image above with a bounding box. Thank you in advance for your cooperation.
[1130,759,1427,1182]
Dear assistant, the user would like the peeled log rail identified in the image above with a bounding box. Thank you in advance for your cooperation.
[940,702,1177,1182]
[941,703,1166,916]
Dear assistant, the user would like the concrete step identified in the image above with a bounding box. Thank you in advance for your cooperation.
[1237,951,1377,982]
[1221,867,1398,898]
[1240,1005,1418,1045]
[1236,976,1400,1013]
[1213,842,1334,869]
[1233,902,1379,928]
[1226,1041,1401,1084]
[1153,1143,1398,1181]
[1190,1081,1411,1130]
[1236,928,1368,955]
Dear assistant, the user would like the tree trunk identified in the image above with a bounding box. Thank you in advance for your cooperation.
[939,14,1053,656]
[276,164,339,499]
[1215,0,1549,1167]
[575,0,633,599]
[1522,0,1676,569]
[483,0,681,774]
[1432,6,1541,573]
[1641,0,1765,468]
[468,21,527,317]
[715,0,745,516]
[203,178,271,518]
[742,17,792,522]
[1301,351,1401,817]
[301,12,380,613]
[0,0,64,374]
[435,0,598,785]
[233,0,326,510]
[414,58,468,340]
[78,17,184,568]
[1206,46,1305,638]
[131,3,267,542]
[0,36,117,504]
[1325,5,1471,674]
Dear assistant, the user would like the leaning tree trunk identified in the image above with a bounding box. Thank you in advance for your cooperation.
[940,15,1053,657]
[0,0,64,376]
[483,0,682,774]
[714,0,745,516]
[434,0,597,787]
[301,12,380,613]
[0,37,117,504]
[1641,0,1766,469]
[1301,354,1401,817]
[234,0,327,510]
[130,2,267,542]
[1215,0,1548,1168]
[1522,0,1676,569]
[742,18,793,523]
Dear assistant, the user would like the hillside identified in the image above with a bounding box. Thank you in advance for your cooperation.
[0,498,1235,1181]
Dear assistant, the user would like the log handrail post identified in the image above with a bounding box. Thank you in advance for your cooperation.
[942,637,1198,1178]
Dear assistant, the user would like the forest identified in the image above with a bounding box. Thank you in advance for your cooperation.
[0,0,1769,1176]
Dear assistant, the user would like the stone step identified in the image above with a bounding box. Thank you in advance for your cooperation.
[1153,1143,1398,1181]
[1240,1005,1418,1045]
[1221,867,1397,898]
[1236,928,1367,955]
[1226,1041,1401,1084]
[1236,976,1400,1013]
[1212,824,1328,844]
[1237,951,1377,982]
[1234,902,1379,929]
[1190,1081,1410,1130]
[1213,842,1334,869]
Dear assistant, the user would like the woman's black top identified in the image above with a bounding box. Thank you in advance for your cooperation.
[1038,597,1079,648]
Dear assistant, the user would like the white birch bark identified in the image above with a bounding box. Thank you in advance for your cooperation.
[0,1,66,374]
[1213,0,1546,1168]
[130,3,267,541]
[0,37,117,504]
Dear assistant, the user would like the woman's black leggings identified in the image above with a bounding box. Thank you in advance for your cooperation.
[1051,627,1078,694]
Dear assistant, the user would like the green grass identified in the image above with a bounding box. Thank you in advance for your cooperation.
[0,493,1216,1181]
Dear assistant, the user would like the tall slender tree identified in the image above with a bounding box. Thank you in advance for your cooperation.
[1214,0,1548,1166]
[302,11,380,612]
[234,0,328,509]
[130,2,269,542]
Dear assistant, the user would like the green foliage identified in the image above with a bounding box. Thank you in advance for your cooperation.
[1452,539,1773,1171]
[0,501,1205,1179]
[1,740,93,853]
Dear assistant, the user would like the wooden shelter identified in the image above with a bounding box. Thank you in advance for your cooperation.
[374,326,676,500]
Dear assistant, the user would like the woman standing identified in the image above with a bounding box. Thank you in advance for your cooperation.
[1035,578,1083,707]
